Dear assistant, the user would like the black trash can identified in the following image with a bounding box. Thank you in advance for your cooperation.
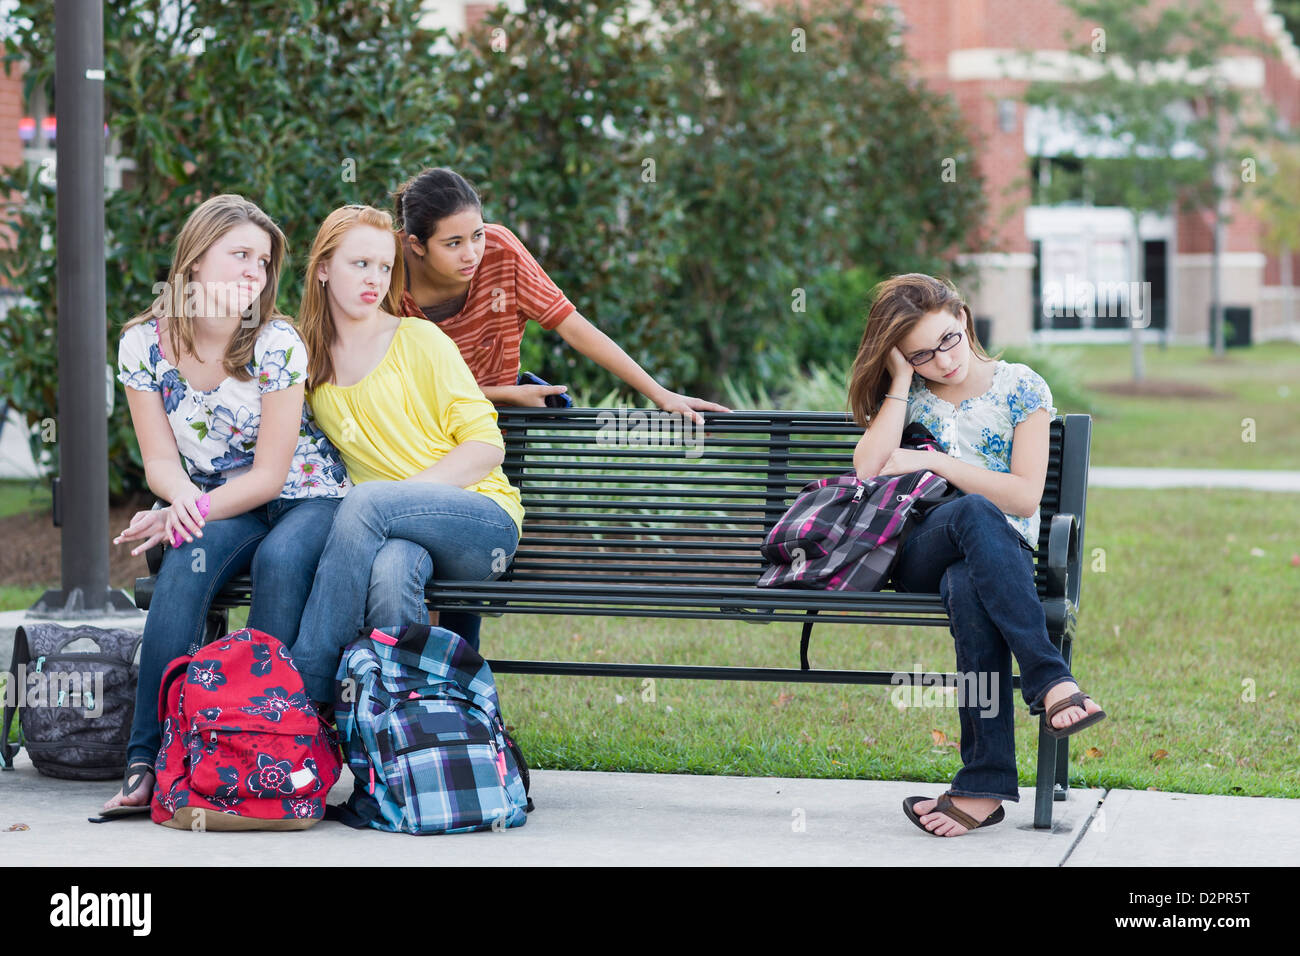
[1210,306,1252,348]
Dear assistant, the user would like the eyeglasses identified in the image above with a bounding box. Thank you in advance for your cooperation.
[907,330,964,367]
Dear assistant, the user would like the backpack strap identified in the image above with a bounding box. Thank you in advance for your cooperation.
[326,791,381,829]
[156,655,194,725]
[1,625,32,770]
[799,609,818,671]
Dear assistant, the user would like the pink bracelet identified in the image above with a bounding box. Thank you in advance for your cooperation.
[169,493,211,548]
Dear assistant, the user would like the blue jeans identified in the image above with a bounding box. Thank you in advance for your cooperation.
[126,496,341,766]
[291,481,520,702]
[889,494,1075,802]
[365,539,484,649]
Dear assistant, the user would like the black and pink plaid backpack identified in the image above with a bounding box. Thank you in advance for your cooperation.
[757,424,960,592]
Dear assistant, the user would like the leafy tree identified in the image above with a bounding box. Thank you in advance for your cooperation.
[445,0,986,395]
[656,0,986,385]
[1,0,454,497]
[1245,139,1300,335]
[445,0,693,392]
[1024,0,1276,375]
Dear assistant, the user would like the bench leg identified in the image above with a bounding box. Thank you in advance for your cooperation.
[1033,624,1075,824]
[204,608,229,646]
[1054,732,1070,800]
[1033,719,1057,828]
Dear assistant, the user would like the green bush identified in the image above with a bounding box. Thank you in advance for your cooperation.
[2,0,990,497]
[443,0,690,395]
[446,0,987,399]
[722,364,850,414]
[0,0,454,498]
[656,0,987,391]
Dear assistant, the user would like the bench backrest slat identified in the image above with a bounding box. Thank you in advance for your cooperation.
[497,409,1085,599]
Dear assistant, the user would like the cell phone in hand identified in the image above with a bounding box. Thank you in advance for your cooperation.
[517,371,573,408]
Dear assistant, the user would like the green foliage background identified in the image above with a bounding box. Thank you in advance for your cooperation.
[1,0,986,499]
[1,0,454,498]
[453,0,987,391]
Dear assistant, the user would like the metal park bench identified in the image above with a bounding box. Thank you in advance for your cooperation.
[134,407,1092,829]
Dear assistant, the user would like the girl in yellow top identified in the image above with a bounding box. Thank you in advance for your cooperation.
[290,205,521,703]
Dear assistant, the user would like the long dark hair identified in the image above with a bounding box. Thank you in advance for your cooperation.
[393,167,482,242]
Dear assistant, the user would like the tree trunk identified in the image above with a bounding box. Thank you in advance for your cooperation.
[1282,245,1295,341]
[1131,210,1145,382]
[1211,206,1225,357]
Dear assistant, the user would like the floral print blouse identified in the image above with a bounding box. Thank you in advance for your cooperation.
[905,360,1056,546]
[117,318,349,499]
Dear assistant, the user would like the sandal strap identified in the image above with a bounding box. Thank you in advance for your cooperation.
[933,793,981,831]
[121,762,155,798]
[1045,691,1089,721]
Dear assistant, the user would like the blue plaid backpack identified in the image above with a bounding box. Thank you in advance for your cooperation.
[331,623,533,834]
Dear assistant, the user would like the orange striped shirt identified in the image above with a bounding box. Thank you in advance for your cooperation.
[401,223,575,388]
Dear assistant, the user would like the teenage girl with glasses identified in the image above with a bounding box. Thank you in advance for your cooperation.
[848,273,1106,837]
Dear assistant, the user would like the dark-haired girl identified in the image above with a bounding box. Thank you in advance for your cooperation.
[849,273,1106,837]
[394,167,728,423]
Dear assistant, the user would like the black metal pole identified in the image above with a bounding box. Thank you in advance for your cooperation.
[33,0,133,616]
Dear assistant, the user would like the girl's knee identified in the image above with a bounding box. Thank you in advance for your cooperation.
[953,494,1011,531]
[250,551,304,595]
[250,531,295,577]
[959,493,1000,516]
[370,540,431,588]
[325,484,391,540]
[337,481,383,516]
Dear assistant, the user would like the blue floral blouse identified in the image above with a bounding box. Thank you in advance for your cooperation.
[117,318,349,499]
[905,360,1056,545]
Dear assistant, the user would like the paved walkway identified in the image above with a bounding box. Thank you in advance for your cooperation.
[1089,467,1300,492]
[0,753,1295,865]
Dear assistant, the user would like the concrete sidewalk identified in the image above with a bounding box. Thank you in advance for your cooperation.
[1089,467,1300,492]
[1,752,1295,866]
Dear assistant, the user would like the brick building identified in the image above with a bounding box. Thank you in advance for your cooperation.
[883,0,1300,347]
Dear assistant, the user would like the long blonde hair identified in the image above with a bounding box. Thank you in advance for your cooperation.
[297,205,407,389]
[123,194,288,380]
[846,274,995,426]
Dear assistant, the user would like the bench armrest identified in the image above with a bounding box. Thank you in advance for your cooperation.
[1046,512,1079,601]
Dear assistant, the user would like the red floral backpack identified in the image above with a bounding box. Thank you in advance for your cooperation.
[151,628,341,831]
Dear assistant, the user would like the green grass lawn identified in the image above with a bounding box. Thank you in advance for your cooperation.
[0,586,43,610]
[1048,341,1300,469]
[10,488,1293,797]
[2,344,1297,796]
[485,486,1300,797]
[0,480,50,520]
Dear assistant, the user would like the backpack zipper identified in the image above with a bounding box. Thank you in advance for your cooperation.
[32,653,130,669]
[55,689,98,709]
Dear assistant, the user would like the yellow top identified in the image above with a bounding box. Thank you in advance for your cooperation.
[308,317,523,532]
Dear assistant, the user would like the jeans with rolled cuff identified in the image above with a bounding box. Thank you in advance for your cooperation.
[889,494,1075,802]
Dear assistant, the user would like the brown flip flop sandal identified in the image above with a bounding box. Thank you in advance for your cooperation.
[1043,691,1107,739]
[902,792,1005,836]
